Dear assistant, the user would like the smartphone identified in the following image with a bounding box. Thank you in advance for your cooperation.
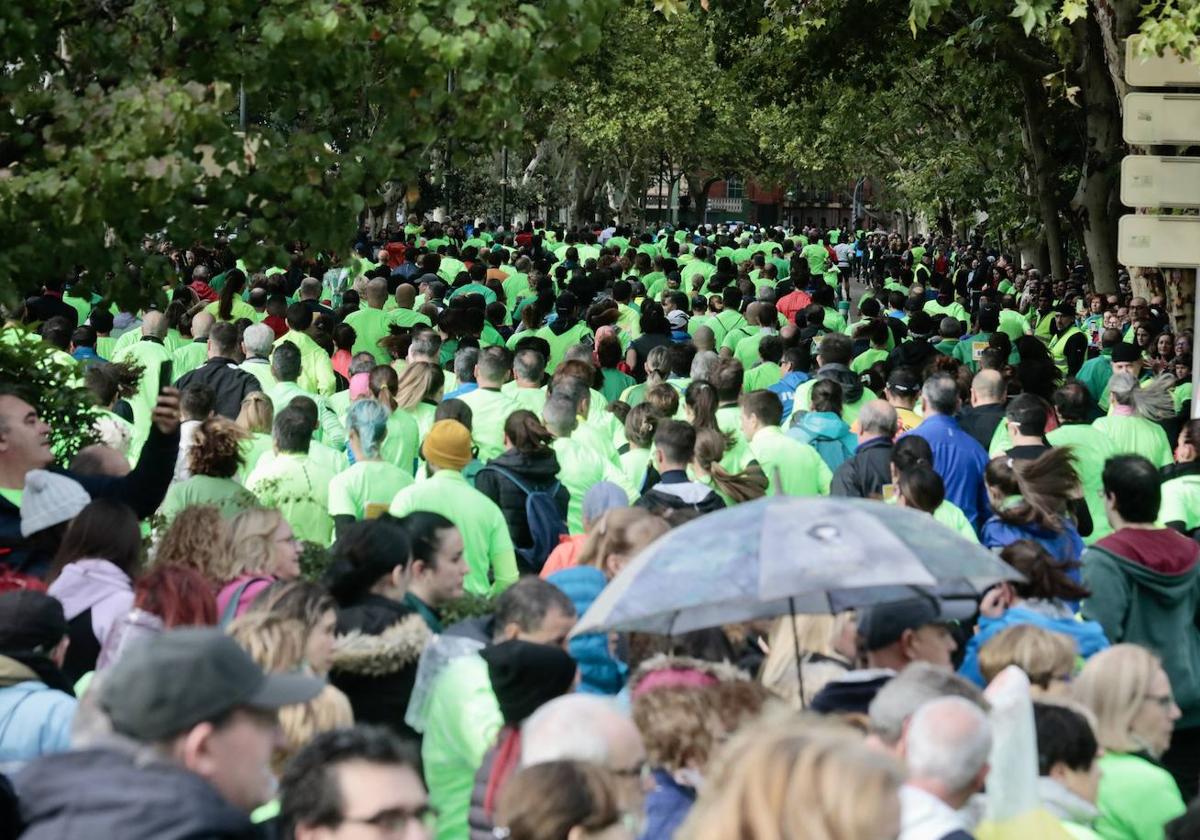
[158,360,173,394]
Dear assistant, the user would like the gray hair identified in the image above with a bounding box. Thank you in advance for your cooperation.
[408,331,441,362]
[551,375,590,411]
[453,347,479,383]
[921,373,959,416]
[1111,372,1175,422]
[857,400,898,438]
[346,399,389,458]
[514,349,546,384]
[241,323,275,359]
[521,695,630,767]
[542,393,578,437]
[689,350,720,382]
[905,696,992,795]
[868,662,987,746]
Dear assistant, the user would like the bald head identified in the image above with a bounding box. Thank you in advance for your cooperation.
[190,311,215,340]
[299,277,322,300]
[70,444,131,477]
[857,399,898,440]
[521,694,644,772]
[692,325,715,353]
[745,301,762,326]
[971,369,1005,406]
[141,311,167,339]
[366,277,388,307]
[903,696,992,807]
[394,284,416,309]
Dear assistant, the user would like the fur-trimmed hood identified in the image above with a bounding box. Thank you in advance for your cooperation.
[629,653,748,695]
[331,613,431,677]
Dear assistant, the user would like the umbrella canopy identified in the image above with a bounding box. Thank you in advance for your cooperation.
[572,497,1022,636]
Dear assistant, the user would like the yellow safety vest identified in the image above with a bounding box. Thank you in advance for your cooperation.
[1051,326,1084,376]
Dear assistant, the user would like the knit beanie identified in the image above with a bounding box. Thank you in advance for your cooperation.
[582,482,629,524]
[1111,342,1142,364]
[20,470,91,537]
[422,420,472,471]
[481,639,578,724]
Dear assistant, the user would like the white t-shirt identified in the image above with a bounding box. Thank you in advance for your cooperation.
[834,242,854,266]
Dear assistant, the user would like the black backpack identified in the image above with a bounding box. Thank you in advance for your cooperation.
[484,466,567,573]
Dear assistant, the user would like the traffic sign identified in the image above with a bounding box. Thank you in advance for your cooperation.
[1125,37,1200,88]
[1122,93,1200,144]
[1120,156,1200,209]
[1117,215,1200,268]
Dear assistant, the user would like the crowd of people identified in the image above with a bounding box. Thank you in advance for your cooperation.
[0,216,1197,840]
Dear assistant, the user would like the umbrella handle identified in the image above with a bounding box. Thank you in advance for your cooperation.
[789,597,805,711]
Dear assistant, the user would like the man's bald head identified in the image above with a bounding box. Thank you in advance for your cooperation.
[394,284,416,308]
[521,694,644,772]
[299,277,322,300]
[141,311,168,338]
[190,311,215,339]
[70,444,131,477]
[692,325,715,352]
[971,369,1005,405]
[366,277,388,307]
[745,301,762,326]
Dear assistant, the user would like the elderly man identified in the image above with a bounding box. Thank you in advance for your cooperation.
[345,278,397,365]
[172,311,215,376]
[957,370,1007,452]
[907,373,990,530]
[238,322,277,392]
[831,400,897,498]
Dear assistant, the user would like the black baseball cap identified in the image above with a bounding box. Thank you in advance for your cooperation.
[886,367,921,395]
[858,597,977,652]
[0,591,67,653]
[100,628,323,741]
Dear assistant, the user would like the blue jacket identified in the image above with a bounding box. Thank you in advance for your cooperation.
[0,658,76,769]
[546,566,626,695]
[980,519,1085,584]
[959,603,1109,686]
[639,769,696,840]
[788,412,857,471]
[907,414,990,530]
[769,371,811,423]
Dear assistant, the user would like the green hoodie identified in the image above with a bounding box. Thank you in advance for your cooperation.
[1082,533,1200,726]
[1093,752,1185,840]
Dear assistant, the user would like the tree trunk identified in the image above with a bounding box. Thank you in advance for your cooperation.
[1018,72,1068,280]
[1069,14,1123,294]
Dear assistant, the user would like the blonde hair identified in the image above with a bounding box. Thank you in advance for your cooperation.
[576,508,669,573]
[694,427,768,503]
[394,361,445,410]
[227,611,353,771]
[226,507,286,582]
[495,761,622,840]
[681,715,903,840]
[978,624,1077,688]
[759,614,855,708]
[153,505,231,583]
[1073,643,1165,755]
[237,392,275,435]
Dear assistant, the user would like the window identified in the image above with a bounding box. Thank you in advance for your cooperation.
[725,177,744,200]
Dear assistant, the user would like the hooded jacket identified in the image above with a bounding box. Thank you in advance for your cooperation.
[635,470,725,516]
[1037,777,1102,840]
[15,743,257,840]
[788,411,858,471]
[959,601,1109,687]
[0,655,75,769]
[475,450,570,561]
[46,559,133,684]
[1082,527,1200,725]
[815,363,864,404]
[546,566,625,695]
[329,594,430,740]
[831,436,892,499]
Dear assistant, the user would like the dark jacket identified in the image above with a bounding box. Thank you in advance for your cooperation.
[475,449,569,556]
[636,470,725,515]
[329,593,431,740]
[23,293,78,328]
[0,423,179,576]
[957,403,1007,451]
[15,744,257,839]
[830,436,893,499]
[175,357,265,420]
[888,337,939,373]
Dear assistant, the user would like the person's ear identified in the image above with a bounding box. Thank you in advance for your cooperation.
[179,721,220,778]
[50,636,70,667]
[898,627,918,660]
[500,621,521,642]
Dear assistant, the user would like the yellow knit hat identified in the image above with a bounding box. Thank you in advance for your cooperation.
[422,420,472,471]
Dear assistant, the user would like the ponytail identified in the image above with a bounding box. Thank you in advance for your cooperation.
[1001,539,1090,602]
[694,427,767,503]
[218,269,246,322]
[986,447,1079,531]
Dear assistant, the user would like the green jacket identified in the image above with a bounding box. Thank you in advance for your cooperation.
[1093,752,1185,840]
[1082,541,1200,726]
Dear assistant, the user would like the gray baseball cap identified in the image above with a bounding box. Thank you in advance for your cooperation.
[101,627,323,741]
[858,597,977,652]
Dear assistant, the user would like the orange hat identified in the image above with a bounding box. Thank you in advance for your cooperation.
[422,420,472,471]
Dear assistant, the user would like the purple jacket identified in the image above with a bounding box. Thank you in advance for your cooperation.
[47,560,134,651]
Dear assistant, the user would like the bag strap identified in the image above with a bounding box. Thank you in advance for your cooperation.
[219,577,269,627]
[482,465,535,497]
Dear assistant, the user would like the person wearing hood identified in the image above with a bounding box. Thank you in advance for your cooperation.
[767,347,811,424]
[831,400,898,499]
[1032,703,1104,840]
[467,640,578,840]
[476,410,570,575]
[535,291,593,373]
[322,515,431,740]
[787,378,859,472]
[0,591,76,767]
[1082,455,1200,798]
[635,420,725,515]
[888,311,941,373]
[45,499,140,686]
[790,333,873,427]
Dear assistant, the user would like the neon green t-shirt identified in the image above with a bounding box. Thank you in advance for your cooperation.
[328,460,414,520]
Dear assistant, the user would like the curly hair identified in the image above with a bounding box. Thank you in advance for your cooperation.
[187,417,247,478]
[153,505,231,583]
[226,507,286,581]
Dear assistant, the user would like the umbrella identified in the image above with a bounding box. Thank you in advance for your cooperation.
[572,496,1022,637]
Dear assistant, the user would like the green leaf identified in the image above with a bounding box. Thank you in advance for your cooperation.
[452,4,476,26]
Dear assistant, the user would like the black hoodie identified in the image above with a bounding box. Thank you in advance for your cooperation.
[475,449,569,566]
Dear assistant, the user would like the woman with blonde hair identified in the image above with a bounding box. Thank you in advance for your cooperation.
[1073,644,1185,838]
[977,624,1077,696]
[236,391,275,478]
[159,417,256,521]
[152,504,231,583]
[680,716,903,840]
[692,426,768,505]
[619,403,661,496]
[494,761,630,840]
[759,612,857,708]
[393,360,444,440]
[215,507,303,623]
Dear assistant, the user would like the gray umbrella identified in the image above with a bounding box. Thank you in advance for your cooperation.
[572,496,1022,636]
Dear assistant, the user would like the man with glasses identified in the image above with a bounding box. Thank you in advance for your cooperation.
[282,726,434,840]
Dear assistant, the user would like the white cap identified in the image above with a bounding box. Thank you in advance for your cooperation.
[20,470,91,537]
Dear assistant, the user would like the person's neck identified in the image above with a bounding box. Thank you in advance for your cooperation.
[1110,512,1160,531]
[973,398,1003,408]
[0,460,33,491]
[405,581,438,609]
[1010,432,1043,446]
[907,777,969,811]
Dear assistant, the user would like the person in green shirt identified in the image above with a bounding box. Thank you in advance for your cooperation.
[1160,419,1200,536]
[159,417,258,522]
[801,236,830,277]
[740,389,832,497]
[851,319,891,375]
[1093,373,1174,468]
[204,270,257,323]
[542,393,636,533]
[274,303,336,397]
[922,284,969,329]
[328,399,414,540]
[267,343,346,450]
[1047,383,1119,545]
[344,278,400,365]
[932,317,963,357]
[111,311,175,454]
[743,335,784,392]
[504,348,550,416]
[533,293,593,374]
[388,420,518,597]
[457,348,520,463]
[172,310,214,377]
[246,405,337,546]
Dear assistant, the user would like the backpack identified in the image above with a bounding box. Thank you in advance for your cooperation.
[484,466,567,573]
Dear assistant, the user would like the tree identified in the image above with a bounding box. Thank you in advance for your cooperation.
[0,0,615,309]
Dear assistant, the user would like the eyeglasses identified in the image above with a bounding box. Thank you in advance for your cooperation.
[340,804,438,833]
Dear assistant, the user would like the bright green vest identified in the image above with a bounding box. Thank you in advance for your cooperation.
[1050,326,1084,376]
